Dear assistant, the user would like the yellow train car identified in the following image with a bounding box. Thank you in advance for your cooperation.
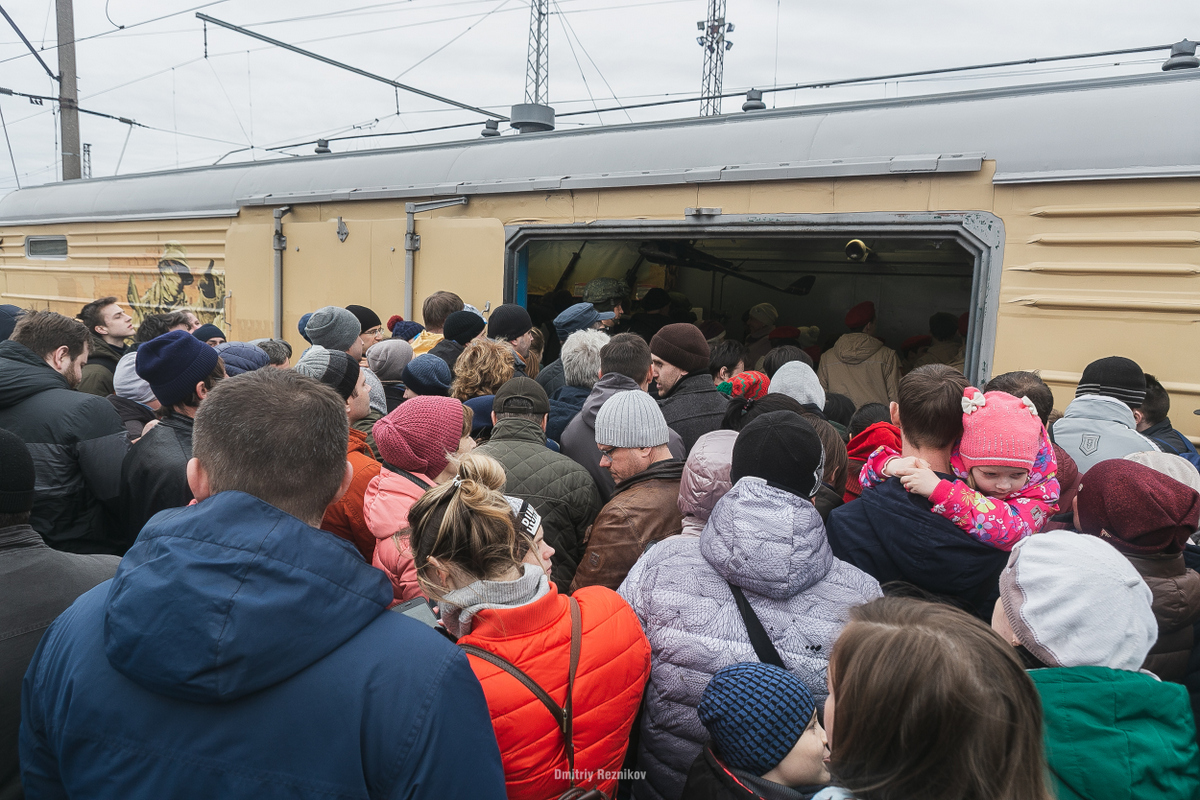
[1,69,1198,439]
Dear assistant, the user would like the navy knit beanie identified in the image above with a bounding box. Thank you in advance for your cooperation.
[0,304,23,341]
[137,330,221,407]
[0,427,35,514]
[402,354,452,396]
[214,341,271,376]
[298,312,314,344]
[698,662,818,776]
[391,320,425,342]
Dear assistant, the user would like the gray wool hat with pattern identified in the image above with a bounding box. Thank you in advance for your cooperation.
[304,306,361,352]
[594,390,670,448]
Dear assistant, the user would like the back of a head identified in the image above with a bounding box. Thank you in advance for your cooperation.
[407,451,528,597]
[829,596,1050,800]
[761,345,812,379]
[561,328,608,389]
[848,403,891,438]
[451,338,515,400]
[928,312,959,342]
[135,311,191,344]
[422,291,465,330]
[1075,459,1200,555]
[708,340,745,379]
[595,390,670,449]
[192,369,348,524]
[252,338,293,366]
[767,360,825,410]
[1140,374,1170,427]
[373,396,467,477]
[599,332,651,383]
[304,306,360,352]
[0,304,25,341]
[366,338,414,382]
[984,371,1055,426]
[12,309,89,360]
[897,364,969,451]
[799,410,848,488]
[722,393,806,432]
[824,393,855,428]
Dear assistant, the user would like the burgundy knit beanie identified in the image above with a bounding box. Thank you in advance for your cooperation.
[372,396,464,478]
[650,323,710,374]
[1077,459,1200,555]
[957,387,1043,472]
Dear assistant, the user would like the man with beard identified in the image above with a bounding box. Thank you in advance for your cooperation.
[0,311,128,553]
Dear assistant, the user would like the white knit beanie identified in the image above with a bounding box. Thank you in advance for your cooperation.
[767,360,826,410]
[999,530,1157,672]
[595,390,670,448]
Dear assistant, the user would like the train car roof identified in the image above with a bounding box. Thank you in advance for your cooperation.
[1,69,1199,225]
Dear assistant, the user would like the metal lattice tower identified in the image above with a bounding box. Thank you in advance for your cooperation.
[697,0,733,116]
[524,0,550,105]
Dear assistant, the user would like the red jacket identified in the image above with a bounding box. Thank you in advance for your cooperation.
[320,427,380,561]
[843,421,902,503]
[460,585,651,800]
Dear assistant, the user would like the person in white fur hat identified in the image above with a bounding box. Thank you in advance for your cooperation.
[991,530,1200,799]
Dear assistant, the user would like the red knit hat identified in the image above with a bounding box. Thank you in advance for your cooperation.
[719,370,770,401]
[844,301,875,329]
[1077,460,1200,554]
[372,396,464,478]
[387,314,404,333]
[843,421,902,500]
[957,387,1043,472]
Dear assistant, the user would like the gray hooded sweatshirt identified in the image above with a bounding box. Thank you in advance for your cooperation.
[1052,394,1159,475]
[619,477,882,800]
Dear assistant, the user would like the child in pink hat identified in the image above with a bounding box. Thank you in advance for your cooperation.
[860,387,1060,550]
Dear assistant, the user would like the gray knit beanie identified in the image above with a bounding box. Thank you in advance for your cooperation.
[294,345,361,400]
[595,390,670,448]
[367,338,414,382]
[113,350,156,405]
[767,360,826,410]
[305,306,361,352]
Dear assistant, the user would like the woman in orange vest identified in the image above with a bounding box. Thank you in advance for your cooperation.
[407,452,651,800]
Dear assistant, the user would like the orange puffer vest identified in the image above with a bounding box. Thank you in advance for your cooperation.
[459,584,650,800]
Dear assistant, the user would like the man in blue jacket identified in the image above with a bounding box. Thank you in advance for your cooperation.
[825,364,1008,619]
[20,368,506,800]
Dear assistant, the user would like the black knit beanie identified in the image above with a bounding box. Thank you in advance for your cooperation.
[0,427,35,514]
[443,310,487,345]
[730,411,825,499]
[487,304,533,342]
[1076,356,1147,407]
[346,304,382,334]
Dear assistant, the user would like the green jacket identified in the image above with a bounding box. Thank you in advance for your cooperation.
[78,335,127,398]
[1031,666,1200,800]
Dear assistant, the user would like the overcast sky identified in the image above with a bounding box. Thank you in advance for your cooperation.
[0,0,1195,193]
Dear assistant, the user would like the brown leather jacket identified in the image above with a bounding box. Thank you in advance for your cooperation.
[570,459,685,592]
[1128,553,1200,682]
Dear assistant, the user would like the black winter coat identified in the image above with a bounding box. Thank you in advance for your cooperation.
[546,384,589,443]
[681,747,821,800]
[0,341,128,553]
[826,473,1008,620]
[428,338,465,374]
[474,417,602,591]
[658,372,729,455]
[535,358,566,396]
[107,394,157,439]
[118,413,194,546]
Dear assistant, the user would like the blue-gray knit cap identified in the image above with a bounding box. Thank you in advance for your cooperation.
[594,390,669,448]
[305,306,361,352]
[698,662,817,776]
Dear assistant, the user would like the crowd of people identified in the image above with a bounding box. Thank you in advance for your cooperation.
[2,283,1200,800]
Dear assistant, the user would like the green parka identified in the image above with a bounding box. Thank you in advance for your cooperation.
[1031,665,1200,800]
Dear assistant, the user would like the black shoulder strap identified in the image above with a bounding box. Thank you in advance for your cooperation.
[728,583,786,669]
[381,461,434,490]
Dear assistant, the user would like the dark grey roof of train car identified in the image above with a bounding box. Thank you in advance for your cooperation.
[1,69,1199,225]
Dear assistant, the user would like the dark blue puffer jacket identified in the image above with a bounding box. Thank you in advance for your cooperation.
[825,473,1008,619]
[20,491,506,800]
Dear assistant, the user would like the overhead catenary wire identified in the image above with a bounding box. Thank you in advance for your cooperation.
[0,96,19,188]
[393,0,514,80]
[553,0,633,123]
[0,4,58,81]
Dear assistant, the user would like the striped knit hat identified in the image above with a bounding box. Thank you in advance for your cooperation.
[717,370,770,401]
[1075,356,1147,407]
[698,662,818,776]
[957,387,1043,472]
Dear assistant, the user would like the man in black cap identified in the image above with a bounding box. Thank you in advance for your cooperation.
[1052,355,1160,474]
[474,377,602,591]
[487,303,535,377]
[429,309,486,373]
[346,304,385,358]
[0,428,119,798]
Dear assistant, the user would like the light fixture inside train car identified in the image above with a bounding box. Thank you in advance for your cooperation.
[845,239,873,262]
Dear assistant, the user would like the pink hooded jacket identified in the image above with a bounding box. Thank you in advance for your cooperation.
[677,430,738,537]
[364,469,434,604]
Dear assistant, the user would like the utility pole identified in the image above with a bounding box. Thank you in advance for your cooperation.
[56,0,80,180]
[697,0,733,116]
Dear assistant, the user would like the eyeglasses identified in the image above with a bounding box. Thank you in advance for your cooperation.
[598,445,618,462]
[363,326,384,339]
